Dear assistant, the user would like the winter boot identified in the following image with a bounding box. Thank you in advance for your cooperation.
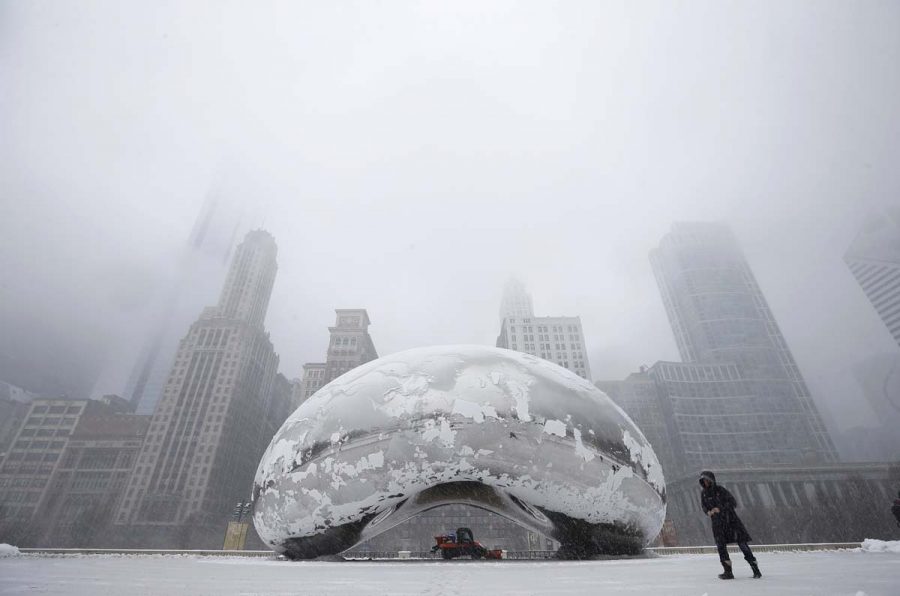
[749,560,762,579]
[718,562,734,580]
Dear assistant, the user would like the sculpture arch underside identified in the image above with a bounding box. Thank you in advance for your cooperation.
[252,346,667,559]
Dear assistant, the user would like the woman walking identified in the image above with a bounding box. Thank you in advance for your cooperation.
[699,470,762,580]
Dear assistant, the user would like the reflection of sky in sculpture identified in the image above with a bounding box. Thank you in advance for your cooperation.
[253,345,666,553]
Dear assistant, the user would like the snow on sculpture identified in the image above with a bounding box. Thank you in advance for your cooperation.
[252,345,666,559]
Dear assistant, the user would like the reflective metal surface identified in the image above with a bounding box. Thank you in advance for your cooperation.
[252,345,666,559]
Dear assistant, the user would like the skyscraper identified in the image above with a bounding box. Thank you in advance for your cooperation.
[496,279,592,380]
[116,231,283,545]
[498,278,535,322]
[844,208,900,347]
[102,190,246,415]
[646,222,836,468]
[298,309,378,401]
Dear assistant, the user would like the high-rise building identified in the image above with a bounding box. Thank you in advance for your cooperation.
[844,208,900,347]
[499,278,535,322]
[298,310,378,399]
[0,395,130,538]
[495,280,592,380]
[644,222,836,468]
[116,231,282,545]
[324,310,378,381]
[100,191,247,415]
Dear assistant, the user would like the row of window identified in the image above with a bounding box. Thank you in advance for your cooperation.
[17,428,69,438]
[24,416,78,427]
[30,405,81,415]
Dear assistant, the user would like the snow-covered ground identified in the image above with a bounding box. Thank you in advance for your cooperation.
[0,550,897,595]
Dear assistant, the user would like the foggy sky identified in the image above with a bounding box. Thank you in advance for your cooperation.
[2,1,899,433]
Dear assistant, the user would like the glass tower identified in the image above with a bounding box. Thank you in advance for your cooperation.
[649,222,837,470]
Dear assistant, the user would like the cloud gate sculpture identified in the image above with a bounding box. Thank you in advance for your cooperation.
[252,345,666,559]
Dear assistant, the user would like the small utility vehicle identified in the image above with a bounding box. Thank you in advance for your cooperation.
[431,527,503,560]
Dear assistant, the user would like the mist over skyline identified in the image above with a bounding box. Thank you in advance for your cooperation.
[2,0,899,442]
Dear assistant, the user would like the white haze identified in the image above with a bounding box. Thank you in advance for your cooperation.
[1,1,899,440]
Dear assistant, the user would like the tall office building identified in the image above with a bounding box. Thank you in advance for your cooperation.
[101,191,247,415]
[496,280,592,380]
[298,310,378,400]
[116,231,283,544]
[499,278,535,322]
[644,222,836,469]
[844,208,900,347]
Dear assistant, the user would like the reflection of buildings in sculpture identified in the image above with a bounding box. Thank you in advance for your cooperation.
[496,279,592,380]
[298,309,378,404]
[595,370,677,476]
[253,346,665,559]
[648,222,837,465]
[0,395,131,526]
[116,231,285,545]
[102,191,247,415]
[844,207,900,347]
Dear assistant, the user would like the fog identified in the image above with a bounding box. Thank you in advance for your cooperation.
[2,0,899,443]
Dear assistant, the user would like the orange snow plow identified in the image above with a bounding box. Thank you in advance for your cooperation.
[431,527,503,560]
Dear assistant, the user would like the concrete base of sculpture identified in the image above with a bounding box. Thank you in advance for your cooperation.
[252,346,666,559]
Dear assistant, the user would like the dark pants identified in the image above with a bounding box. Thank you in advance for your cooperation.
[716,541,755,565]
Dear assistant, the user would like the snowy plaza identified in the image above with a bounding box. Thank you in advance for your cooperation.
[1,548,898,596]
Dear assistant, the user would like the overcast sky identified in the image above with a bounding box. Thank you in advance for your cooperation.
[2,1,899,433]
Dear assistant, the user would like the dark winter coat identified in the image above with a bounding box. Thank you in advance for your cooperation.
[701,484,752,544]
[892,499,900,525]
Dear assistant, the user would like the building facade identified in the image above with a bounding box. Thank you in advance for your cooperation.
[324,310,378,381]
[496,280,592,380]
[298,310,378,401]
[649,222,837,464]
[115,230,282,547]
[844,208,900,347]
[0,381,36,458]
[297,363,326,404]
[0,395,130,544]
[37,412,149,546]
[665,462,900,545]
